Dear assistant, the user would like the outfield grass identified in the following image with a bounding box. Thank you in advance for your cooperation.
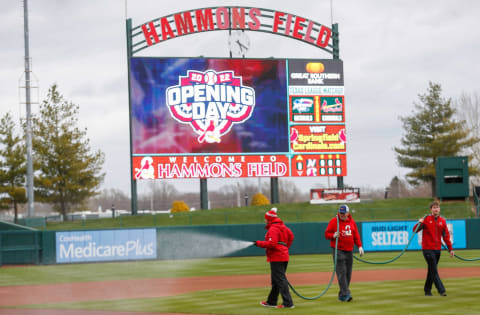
[18,278,480,314]
[2,250,480,287]
[43,198,474,230]
[2,250,479,314]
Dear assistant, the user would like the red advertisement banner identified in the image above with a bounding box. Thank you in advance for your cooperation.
[133,155,289,179]
[310,188,360,204]
[290,125,346,153]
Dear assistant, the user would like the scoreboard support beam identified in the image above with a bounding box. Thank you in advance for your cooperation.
[337,176,344,189]
[200,178,208,210]
[271,177,279,204]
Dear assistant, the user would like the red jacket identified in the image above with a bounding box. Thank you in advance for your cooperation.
[256,218,294,262]
[413,214,452,251]
[325,214,362,251]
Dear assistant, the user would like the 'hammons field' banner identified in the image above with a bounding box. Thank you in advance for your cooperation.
[130,57,346,180]
[134,7,333,53]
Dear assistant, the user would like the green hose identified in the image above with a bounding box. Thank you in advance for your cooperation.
[353,215,426,264]
[287,216,339,300]
[441,244,480,261]
[452,253,480,261]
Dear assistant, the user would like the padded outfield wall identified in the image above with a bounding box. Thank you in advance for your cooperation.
[1,219,480,265]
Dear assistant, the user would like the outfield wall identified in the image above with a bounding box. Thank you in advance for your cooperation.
[1,219,480,265]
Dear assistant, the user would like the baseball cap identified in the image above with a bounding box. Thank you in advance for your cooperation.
[338,204,349,214]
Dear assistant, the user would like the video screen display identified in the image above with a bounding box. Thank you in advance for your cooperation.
[130,57,289,154]
[129,57,347,179]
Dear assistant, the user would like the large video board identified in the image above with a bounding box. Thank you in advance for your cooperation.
[130,57,346,179]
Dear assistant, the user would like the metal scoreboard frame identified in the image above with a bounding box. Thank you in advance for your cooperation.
[126,6,343,212]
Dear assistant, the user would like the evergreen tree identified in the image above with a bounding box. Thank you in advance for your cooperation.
[32,84,105,218]
[0,112,27,222]
[394,82,480,196]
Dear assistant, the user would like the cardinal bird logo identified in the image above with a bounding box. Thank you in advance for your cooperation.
[135,157,155,179]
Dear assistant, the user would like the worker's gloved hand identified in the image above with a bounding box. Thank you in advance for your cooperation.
[450,250,455,258]
[333,231,340,239]
[359,247,364,257]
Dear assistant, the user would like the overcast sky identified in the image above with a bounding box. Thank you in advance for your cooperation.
[1,0,479,199]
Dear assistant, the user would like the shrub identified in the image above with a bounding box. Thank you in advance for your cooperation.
[171,200,189,213]
[251,193,270,206]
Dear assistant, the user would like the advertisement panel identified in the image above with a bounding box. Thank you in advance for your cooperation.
[130,57,346,179]
[361,220,466,252]
[56,229,157,263]
[290,125,346,153]
[133,155,288,179]
[310,188,359,203]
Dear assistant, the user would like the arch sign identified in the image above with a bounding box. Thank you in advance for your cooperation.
[126,7,346,181]
[128,6,337,56]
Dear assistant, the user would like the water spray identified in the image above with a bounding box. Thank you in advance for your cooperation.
[156,231,255,260]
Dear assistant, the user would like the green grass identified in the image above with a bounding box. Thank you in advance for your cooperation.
[2,250,480,314]
[2,250,480,287]
[43,198,475,230]
[17,278,480,314]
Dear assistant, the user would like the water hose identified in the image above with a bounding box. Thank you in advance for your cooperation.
[287,217,339,300]
[441,244,480,261]
[353,215,427,265]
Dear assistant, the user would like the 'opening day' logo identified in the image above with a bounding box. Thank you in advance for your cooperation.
[166,70,256,143]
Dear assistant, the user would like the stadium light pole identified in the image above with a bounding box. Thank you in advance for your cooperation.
[23,0,35,217]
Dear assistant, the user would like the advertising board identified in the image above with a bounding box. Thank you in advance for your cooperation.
[56,229,157,263]
[310,187,359,203]
[361,220,466,252]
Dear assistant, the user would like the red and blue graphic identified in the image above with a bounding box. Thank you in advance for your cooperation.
[166,69,255,144]
[130,58,288,154]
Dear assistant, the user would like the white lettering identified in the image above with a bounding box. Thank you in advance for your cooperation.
[371,231,409,246]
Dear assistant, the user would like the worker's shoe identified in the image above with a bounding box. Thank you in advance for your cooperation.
[260,301,276,307]
[345,294,353,302]
[440,292,447,296]
[277,305,295,309]
[425,292,433,296]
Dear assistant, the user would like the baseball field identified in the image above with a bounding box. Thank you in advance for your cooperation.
[1,250,479,314]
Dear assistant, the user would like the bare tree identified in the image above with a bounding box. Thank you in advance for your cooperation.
[88,188,131,211]
[456,92,480,186]
[278,178,307,203]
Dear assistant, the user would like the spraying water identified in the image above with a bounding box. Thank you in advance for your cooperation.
[156,231,255,260]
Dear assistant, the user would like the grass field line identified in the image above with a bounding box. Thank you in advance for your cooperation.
[1,266,479,307]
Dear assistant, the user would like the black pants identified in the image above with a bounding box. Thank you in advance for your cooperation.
[267,261,294,307]
[422,249,446,294]
[334,249,353,297]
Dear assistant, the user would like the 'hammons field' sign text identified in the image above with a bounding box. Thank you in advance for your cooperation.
[139,7,332,48]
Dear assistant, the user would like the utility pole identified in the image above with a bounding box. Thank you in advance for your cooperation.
[23,0,35,217]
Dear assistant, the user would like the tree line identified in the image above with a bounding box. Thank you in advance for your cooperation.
[1,82,479,221]
[0,84,104,222]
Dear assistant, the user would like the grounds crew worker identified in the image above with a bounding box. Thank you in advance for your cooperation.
[255,207,295,309]
[325,204,364,302]
[413,200,454,296]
